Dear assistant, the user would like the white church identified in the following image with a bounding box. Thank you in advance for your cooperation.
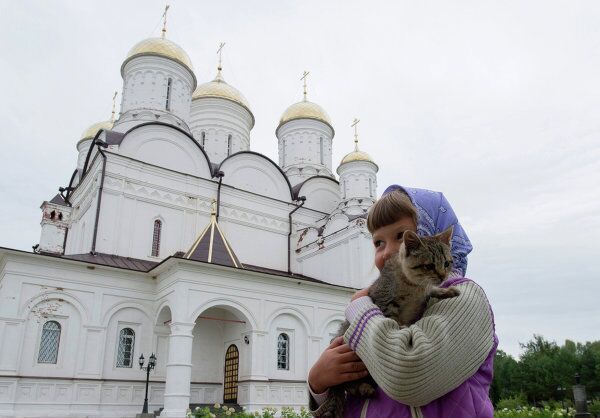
[0,24,381,418]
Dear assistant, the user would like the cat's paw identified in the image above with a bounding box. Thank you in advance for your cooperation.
[445,286,461,298]
[358,382,376,397]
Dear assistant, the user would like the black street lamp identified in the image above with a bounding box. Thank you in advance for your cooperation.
[139,353,157,414]
[557,386,566,411]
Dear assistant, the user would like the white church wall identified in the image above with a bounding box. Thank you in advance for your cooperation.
[117,124,212,178]
[119,55,195,127]
[295,177,340,214]
[219,153,292,202]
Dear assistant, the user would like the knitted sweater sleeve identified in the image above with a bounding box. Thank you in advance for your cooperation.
[343,280,494,407]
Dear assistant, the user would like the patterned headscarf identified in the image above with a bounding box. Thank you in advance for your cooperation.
[383,185,473,277]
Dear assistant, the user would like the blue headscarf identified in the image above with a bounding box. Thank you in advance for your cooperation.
[383,185,473,277]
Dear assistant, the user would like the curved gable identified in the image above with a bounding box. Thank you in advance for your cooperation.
[219,151,293,201]
[118,123,212,178]
[296,176,340,213]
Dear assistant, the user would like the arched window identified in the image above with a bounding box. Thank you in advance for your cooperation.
[151,219,162,257]
[165,77,173,111]
[277,333,289,370]
[38,320,61,364]
[116,328,135,368]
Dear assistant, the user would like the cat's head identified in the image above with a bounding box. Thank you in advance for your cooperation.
[398,226,454,286]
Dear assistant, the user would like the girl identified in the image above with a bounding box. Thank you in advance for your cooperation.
[308,185,497,418]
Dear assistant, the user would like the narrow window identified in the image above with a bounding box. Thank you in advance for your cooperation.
[165,78,173,111]
[369,178,373,197]
[38,320,61,364]
[277,333,289,370]
[58,213,63,221]
[116,328,135,368]
[319,137,324,165]
[151,219,162,257]
[227,134,232,156]
[201,131,206,147]
[50,210,56,220]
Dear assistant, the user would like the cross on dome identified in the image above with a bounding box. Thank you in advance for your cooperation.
[161,5,170,39]
[300,71,310,101]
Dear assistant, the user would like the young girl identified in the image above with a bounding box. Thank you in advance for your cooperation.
[308,185,498,418]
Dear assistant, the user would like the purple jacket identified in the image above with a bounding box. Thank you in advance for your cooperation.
[343,277,498,418]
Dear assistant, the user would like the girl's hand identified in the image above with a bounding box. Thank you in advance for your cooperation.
[307,336,369,394]
[351,287,370,301]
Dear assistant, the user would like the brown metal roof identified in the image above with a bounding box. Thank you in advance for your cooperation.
[64,252,158,271]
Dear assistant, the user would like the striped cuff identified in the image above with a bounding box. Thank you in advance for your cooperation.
[344,298,383,351]
[308,386,330,407]
[345,296,375,322]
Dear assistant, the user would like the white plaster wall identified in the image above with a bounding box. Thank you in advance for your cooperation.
[337,160,378,203]
[277,119,334,187]
[189,98,253,165]
[118,56,195,127]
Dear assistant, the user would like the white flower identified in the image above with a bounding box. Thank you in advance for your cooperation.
[222,405,229,410]
[195,406,200,411]
[229,407,235,413]
[225,411,232,416]
[210,414,216,418]
[214,403,221,409]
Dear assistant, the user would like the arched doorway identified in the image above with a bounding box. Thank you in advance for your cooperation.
[223,344,239,404]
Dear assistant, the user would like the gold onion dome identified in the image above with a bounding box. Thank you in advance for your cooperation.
[121,37,195,81]
[192,72,254,127]
[80,120,114,142]
[278,100,333,132]
[340,149,376,165]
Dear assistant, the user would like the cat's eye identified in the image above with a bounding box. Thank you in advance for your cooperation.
[424,263,435,271]
[444,261,451,268]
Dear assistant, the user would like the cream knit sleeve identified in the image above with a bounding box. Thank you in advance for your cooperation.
[342,280,494,407]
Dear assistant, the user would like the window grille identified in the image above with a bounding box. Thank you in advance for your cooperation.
[38,321,61,364]
[320,137,324,165]
[165,78,173,111]
[277,333,289,370]
[116,328,135,368]
[223,344,239,403]
[151,220,162,257]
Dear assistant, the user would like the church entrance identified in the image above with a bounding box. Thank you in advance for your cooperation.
[223,344,239,404]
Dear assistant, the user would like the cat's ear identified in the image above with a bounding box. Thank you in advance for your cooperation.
[437,225,454,246]
[403,231,422,254]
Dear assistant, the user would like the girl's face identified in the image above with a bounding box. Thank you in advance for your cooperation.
[372,217,417,271]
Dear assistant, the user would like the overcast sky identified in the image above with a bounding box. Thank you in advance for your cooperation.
[1,0,599,358]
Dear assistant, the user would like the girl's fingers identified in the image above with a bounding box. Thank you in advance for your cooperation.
[337,350,362,363]
[340,369,370,383]
[340,360,367,374]
[327,336,344,349]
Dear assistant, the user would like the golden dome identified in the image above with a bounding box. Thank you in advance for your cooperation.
[80,120,114,141]
[121,37,195,80]
[340,149,376,165]
[277,100,333,132]
[192,72,254,127]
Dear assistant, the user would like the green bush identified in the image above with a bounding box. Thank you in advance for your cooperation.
[187,405,312,418]
[589,399,600,417]
[494,405,574,417]
[497,394,528,411]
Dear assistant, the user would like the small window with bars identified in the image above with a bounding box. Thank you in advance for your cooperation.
[116,328,135,368]
[277,333,290,370]
[151,219,162,257]
[38,320,61,364]
[165,78,173,111]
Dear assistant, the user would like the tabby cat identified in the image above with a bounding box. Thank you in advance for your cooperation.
[322,226,460,418]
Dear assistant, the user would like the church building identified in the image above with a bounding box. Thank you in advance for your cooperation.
[0,23,381,418]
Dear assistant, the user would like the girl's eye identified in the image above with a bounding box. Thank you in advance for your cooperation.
[396,232,404,240]
[374,240,383,248]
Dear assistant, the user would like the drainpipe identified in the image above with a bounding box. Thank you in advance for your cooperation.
[287,196,306,274]
[90,140,109,255]
[215,171,225,221]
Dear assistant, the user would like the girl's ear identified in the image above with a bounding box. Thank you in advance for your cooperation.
[437,225,454,246]
[403,231,422,255]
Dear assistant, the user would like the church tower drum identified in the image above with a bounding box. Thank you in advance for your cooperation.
[276,72,334,187]
[189,44,254,165]
[336,119,378,214]
[114,12,196,133]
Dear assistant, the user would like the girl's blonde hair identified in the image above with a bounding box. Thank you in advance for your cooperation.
[367,190,418,233]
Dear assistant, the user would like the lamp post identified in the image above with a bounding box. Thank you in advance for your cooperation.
[138,353,156,415]
[557,386,566,414]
